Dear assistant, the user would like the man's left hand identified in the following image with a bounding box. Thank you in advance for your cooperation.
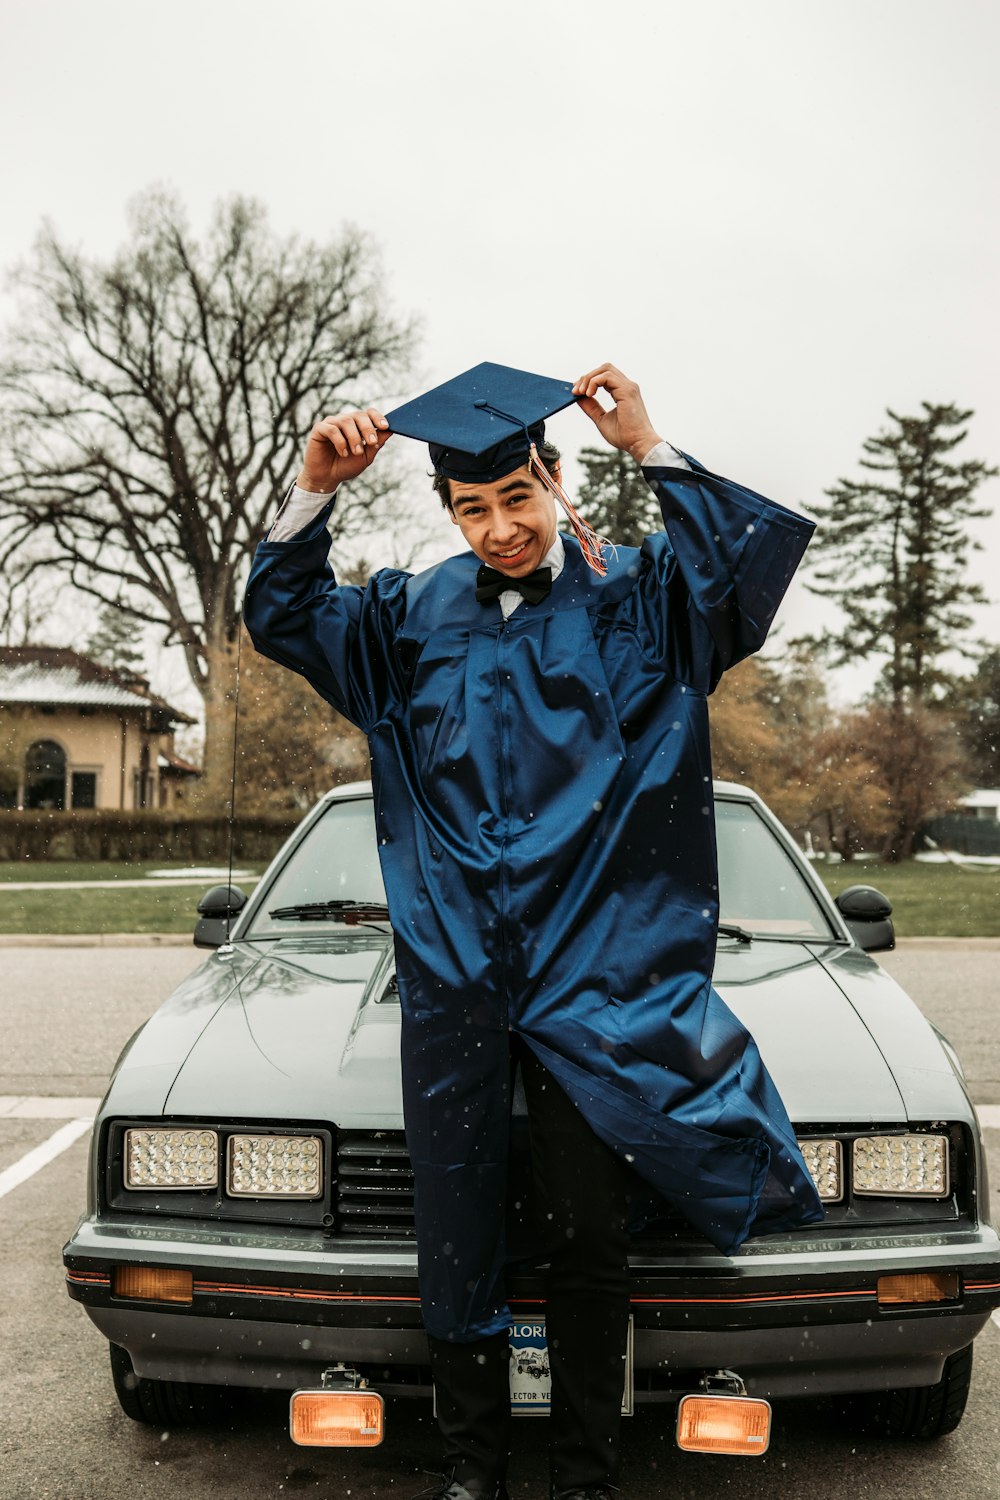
[573,364,663,464]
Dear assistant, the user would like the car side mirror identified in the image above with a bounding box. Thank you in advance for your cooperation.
[194,884,249,949]
[835,884,895,953]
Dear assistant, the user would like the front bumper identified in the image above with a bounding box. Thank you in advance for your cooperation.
[65,1214,1000,1402]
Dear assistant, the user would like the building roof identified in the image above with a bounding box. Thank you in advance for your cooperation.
[0,646,196,724]
[158,750,202,776]
[958,788,1000,811]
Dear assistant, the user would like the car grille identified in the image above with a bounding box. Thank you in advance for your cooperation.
[336,1132,416,1238]
[333,1126,957,1247]
[334,1129,699,1247]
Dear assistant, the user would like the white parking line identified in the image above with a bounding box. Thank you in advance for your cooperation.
[0,1096,101,1118]
[0,1118,92,1200]
[992,1311,1000,1333]
[978,1106,1000,1129]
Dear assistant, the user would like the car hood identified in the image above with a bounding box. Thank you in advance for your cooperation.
[161,933,402,1127]
[714,940,969,1124]
[103,947,261,1117]
[138,935,970,1130]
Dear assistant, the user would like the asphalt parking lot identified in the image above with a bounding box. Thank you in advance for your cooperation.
[1,942,998,1500]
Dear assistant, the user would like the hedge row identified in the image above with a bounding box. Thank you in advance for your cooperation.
[0,810,299,863]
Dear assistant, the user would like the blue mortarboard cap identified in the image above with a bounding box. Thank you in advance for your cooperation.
[385,362,577,482]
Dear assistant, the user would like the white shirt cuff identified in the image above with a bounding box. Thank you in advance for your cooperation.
[268,484,338,542]
[640,440,690,471]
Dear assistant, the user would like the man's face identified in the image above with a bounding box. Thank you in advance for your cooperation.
[448,464,559,576]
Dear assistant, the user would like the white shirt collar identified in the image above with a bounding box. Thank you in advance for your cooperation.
[498,533,565,618]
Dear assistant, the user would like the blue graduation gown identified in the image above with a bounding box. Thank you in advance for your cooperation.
[244,454,825,1341]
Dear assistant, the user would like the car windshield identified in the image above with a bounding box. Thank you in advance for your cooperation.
[245,793,836,941]
[246,797,389,937]
[716,798,834,938]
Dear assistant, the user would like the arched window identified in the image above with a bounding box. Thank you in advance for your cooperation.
[25,739,66,810]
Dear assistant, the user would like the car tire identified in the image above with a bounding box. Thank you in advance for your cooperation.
[109,1342,227,1425]
[840,1343,973,1440]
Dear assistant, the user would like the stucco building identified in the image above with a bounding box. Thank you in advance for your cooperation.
[0,647,199,811]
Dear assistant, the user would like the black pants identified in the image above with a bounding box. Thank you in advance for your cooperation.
[428,1039,633,1495]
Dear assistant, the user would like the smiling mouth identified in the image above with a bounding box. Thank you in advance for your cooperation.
[492,541,530,565]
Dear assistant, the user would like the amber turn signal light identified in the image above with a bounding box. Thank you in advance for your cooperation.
[877,1272,959,1306]
[290,1389,385,1447]
[112,1266,193,1303]
[676,1393,772,1456]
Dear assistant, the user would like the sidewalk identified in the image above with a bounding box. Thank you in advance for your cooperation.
[0,931,192,946]
[0,875,260,891]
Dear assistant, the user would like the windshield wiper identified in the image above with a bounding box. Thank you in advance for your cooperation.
[268,899,391,922]
[717,923,754,944]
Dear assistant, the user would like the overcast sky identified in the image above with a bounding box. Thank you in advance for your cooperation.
[1,0,997,710]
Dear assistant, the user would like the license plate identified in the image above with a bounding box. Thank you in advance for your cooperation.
[508,1315,633,1416]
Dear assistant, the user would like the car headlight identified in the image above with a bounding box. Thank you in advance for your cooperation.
[227,1133,324,1198]
[797,1138,843,1202]
[852,1134,949,1197]
[125,1128,219,1189]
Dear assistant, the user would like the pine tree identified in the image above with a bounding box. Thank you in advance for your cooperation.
[804,403,995,704]
[86,604,146,677]
[952,647,1000,786]
[575,446,662,547]
[803,404,994,859]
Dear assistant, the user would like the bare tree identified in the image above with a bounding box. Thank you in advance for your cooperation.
[709,649,830,837]
[233,625,369,815]
[803,707,896,862]
[0,189,415,800]
[860,699,972,863]
[0,564,65,648]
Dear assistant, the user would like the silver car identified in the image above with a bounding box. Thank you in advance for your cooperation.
[63,782,1000,1444]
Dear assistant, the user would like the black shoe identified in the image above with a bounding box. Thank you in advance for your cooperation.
[411,1472,509,1500]
[424,1333,511,1499]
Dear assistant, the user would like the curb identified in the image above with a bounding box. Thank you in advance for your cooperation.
[887,937,1000,950]
[0,934,996,949]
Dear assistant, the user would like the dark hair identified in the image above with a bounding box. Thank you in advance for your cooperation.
[432,439,562,511]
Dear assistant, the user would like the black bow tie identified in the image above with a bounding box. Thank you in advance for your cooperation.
[476,563,553,606]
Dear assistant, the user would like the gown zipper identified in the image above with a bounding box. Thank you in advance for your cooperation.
[495,620,513,1032]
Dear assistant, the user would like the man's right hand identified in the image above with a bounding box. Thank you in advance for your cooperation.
[295,408,392,493]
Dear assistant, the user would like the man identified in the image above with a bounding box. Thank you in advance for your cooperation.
[244,362,824,1500]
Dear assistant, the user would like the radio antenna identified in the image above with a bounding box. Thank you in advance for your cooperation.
[224,613,244,943]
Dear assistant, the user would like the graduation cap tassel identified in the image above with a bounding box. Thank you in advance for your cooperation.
[529,443,613,577]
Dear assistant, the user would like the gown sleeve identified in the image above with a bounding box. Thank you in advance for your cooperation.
[243,499,408,733]
[631,452,815,694]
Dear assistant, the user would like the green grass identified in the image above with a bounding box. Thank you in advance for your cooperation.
[0,884,208,934]
[813,859,1000,939]
[0,860,263,934]
[0,859,996,939]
